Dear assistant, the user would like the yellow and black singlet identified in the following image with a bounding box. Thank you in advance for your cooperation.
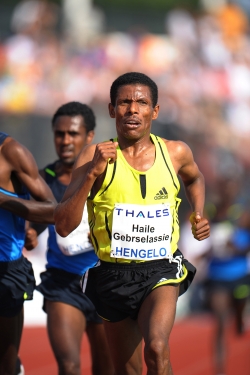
[87,134,181,263]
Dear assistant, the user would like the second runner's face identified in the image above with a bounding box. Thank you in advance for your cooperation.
[53,115,93,165]
[109,84,159,141]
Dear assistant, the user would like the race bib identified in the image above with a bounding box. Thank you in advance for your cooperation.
[56,205,93,256]
[111,203,172,260]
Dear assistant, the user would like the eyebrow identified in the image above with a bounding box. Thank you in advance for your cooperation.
[118,97,149,103]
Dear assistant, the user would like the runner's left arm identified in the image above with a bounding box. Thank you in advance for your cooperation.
[172,141,210,241]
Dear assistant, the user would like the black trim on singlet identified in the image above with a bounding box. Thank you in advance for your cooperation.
[89,219,99,253]
[139,174,146,199]
[98,161,117,196]
[155,136,178,192]
[175,199,180,225]
[0,132,9,145]
[170,201,177,242]
[105,212,112,240]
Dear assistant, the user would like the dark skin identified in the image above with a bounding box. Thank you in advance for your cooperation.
[55,84,210,375]
[30,115,113,375]
[0,136,56,375]
[28,115,94,237]
[48,115,94,184]
[0,137,56,222]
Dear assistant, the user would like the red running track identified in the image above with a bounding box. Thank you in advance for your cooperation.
[19,314,250,375]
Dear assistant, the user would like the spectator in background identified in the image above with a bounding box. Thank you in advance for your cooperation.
[204,177,250,375]
[2,0,62,114]
[216,0,249,50]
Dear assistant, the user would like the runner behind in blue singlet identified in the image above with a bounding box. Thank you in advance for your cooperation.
[0,131,56,375]
[31,102,114,375]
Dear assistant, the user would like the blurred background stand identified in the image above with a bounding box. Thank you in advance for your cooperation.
[62,0,105,48]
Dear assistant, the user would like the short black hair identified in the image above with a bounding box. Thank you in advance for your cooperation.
[110,72,158,107]
[52,101,96,132]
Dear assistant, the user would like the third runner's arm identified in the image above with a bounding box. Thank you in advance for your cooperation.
[0,138,56,223]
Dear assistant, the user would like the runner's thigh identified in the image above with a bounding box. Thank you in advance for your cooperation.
[104,317,143,375]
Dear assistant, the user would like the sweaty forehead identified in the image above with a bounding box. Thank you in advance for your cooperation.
[117,84,152,99]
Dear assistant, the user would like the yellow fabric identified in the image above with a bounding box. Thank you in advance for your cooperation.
[87,134,181,263]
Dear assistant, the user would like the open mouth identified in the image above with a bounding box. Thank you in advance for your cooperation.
[124,119,141,128]
[60,150,73,158]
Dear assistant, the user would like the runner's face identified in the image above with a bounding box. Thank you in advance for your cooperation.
[53,115,93,165]
[109,84,159,141]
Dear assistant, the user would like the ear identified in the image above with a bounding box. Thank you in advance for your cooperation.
[108,103,116,118]
[152,104,159,120]
[86,130,95,145]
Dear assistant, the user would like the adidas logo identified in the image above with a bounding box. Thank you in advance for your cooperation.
[157,277,169,284]
[154,187,168,200]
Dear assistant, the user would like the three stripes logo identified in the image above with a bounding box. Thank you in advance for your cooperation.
[154,187,168,200]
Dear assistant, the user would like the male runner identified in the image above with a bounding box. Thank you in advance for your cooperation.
[34,102,113,375]
[0,132,56,375]
[54,73,210,375]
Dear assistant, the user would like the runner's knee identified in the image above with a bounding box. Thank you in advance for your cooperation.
[58,358,80,375]
[144,337,170,371]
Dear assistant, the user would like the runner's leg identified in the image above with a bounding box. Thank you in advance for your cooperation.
[0,308,24,375]
[86,322,114,375]
[103,317,143,375]
[209,289,231,375]
[46,301,85,375]
[138,285,179,375]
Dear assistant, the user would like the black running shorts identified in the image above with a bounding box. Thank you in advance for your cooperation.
[0,255,35,317]
[204,274,250,300]
[81,249,196,322]
[37,267,102,324]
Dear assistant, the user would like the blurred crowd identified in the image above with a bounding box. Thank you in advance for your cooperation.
[0,1,249,245]
[0,0,250,202]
